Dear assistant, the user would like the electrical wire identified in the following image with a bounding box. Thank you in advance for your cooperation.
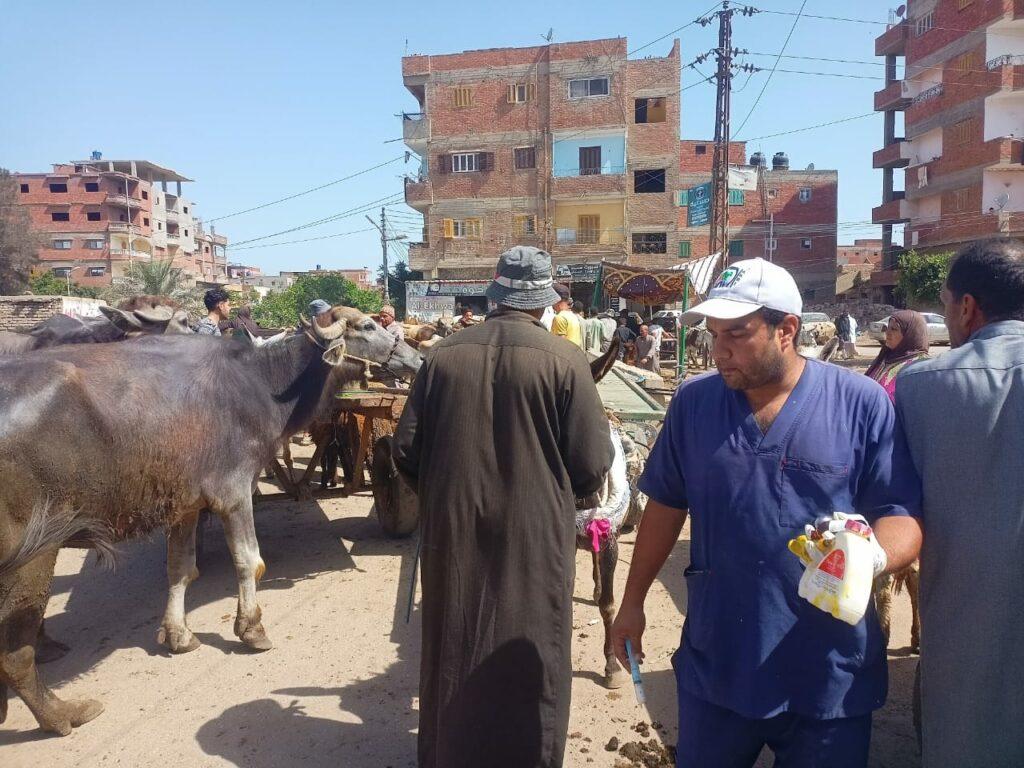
[229,227,378,251]
[734,0,808,138]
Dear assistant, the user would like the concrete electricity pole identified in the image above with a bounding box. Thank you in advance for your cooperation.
[366,208,406,304]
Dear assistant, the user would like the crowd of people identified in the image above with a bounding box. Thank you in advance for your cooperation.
[391,240,1023,768]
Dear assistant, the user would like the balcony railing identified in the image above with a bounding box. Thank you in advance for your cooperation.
[402,112,430,144]
[404,175,431,205]
[912,83,944,105]
[875,19,907,57]
[105,193,146,208]
[987,54,1024,70]
[555,227,625,246]
[165,209,180,221]
[872,139,911,169]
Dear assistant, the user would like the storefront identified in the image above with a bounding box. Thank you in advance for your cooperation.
[555,263,603,309]
[405,280,493,321]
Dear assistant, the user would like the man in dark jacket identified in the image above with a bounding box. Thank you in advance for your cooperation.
[394,245,613,768]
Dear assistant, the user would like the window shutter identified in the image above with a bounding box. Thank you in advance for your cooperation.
[729,189,745,206]
[437,154,449,174]
[442,218,454,238]
[677,190,689,206]
[527,83,536,101]
[507,84,516,104]
[679,241,691,258]
[728,239,744,258]
[478,152,495,171]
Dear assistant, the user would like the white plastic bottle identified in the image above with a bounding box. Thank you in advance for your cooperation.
[796,522,876,626]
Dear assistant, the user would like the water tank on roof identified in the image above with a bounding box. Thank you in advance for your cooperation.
[91,150,102,161]
[750,151,766,168]
[772,152,790,171]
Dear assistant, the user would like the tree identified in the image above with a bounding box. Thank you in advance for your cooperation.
[897,250,954,306]
[29,272,101,299]
[377,259,422,318]
[102,259,205,317]
[250,274,383,328]
[0,168,40,293]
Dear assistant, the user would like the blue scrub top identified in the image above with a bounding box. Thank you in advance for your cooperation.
[639,359,921,720]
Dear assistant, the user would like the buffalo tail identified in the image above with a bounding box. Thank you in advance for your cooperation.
[0,501,116,579]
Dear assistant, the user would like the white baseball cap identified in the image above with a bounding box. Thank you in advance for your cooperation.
[681,258,802,325]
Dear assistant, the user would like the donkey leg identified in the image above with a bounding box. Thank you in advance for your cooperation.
[220,494,271,651]
[157,512,201,654]
[599,538,629,689]
[0,552,102,735]
[873,574,892,648]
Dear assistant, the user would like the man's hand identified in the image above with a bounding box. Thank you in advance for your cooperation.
[611,600,646,671]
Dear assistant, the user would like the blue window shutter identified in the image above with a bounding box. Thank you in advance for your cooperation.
[728,239,744,257]
[677,190,689,206]
[679,240,692,258]
[729,189,745,206]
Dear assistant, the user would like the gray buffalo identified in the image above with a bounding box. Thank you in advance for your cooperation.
[0,305,421,736]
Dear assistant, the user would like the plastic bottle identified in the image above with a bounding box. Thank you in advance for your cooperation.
[789,519,876,626]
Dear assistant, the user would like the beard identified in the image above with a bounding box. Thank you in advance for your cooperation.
[718,343,786,391]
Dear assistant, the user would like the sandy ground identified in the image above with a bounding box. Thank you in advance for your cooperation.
[1,346,922,766]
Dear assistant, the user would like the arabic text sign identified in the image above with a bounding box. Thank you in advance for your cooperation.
[687,182,712,227]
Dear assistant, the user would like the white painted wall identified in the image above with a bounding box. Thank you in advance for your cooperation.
[908,127,943,165]
[915,193,942,222]
[904,64,943,98]
[986,21,1024,61]
[982,169,1024,212]
[984,92,1024,139]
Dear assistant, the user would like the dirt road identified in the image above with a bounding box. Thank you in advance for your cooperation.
[1,481,920,767]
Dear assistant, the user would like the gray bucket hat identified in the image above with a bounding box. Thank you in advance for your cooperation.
[485,246,561,310]
[308,299,331,316]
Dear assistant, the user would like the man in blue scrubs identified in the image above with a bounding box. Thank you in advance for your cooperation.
[611,259,923,767]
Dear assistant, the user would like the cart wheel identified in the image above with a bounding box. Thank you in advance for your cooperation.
[371,436,419,538]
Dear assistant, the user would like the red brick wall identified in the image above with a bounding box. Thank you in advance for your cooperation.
[403,38,626,76]
[680,140,747,172]
[906,0,1002,65]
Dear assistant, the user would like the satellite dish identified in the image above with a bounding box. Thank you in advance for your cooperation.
[806,163,815,170]
[995,192,1010,211]
[896,5,906,16]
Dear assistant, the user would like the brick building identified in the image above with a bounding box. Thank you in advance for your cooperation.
[678,142,839,299]
[873,0,1024,268]
[13,156,228,287]
[837,238,884,266]
[400,37,682,290]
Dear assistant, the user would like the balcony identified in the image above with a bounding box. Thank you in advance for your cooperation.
[873,139,912,169]
[407,241,431,271]
[105,193,146,208]
[166,209,180,221]
[404,176,432,208]
[167,232,180,242]
[872,193,912,224]
[875,19,907,57]
[402,112,429,148]
[874,80,911,111]
[986,54,1024,91]
[108,222,132,232]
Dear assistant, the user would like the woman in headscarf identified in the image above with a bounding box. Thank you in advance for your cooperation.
[865,309,930,403]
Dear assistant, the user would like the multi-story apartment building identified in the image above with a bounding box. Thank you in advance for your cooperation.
[678,141,839,299]
[837,238,884,266]
[873,0,1024,270]
[13,155,227,287]
[400,38,682,291]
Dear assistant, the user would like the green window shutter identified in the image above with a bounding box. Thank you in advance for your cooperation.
[679,240,691,259]
[728,239,744,257]
[677,190,689,206]
[729,189,745,206]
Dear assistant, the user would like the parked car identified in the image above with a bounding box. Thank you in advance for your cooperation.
[868,313,949,345]
[800,312,836,345]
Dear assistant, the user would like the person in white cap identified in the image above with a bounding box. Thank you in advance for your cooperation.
[611,258,924,768]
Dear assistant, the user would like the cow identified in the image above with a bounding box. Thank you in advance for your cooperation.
[0,296,191,355]
[0,305,422,736]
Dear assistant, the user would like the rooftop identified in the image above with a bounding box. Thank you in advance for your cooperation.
[70,159,193,183]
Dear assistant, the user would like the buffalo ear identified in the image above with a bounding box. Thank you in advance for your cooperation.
[590,335,619,383]
[99,305,144,332]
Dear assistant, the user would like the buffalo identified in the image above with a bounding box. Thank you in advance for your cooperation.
[0,305,422,735]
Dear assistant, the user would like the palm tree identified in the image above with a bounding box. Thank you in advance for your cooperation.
[102,259,204,316]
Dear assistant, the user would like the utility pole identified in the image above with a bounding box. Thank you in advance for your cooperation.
[695,3,759,265]
[366,207,406,304]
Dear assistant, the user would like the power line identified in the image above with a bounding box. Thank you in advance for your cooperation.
[627,1,726,56]
[208,155,405,223]
[734,0,807,137]
[229,227,378,251]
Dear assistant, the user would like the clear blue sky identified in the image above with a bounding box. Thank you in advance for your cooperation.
[1,0,899,275]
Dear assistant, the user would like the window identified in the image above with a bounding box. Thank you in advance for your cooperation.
[184,229,188,237]
[914,11,934,36]
[84,182,99,192]
[695,144,707,155]
[120,214,127,222]
[767,188,778,199]
[632,232,667,254]
[156,197,160,205]
[183,206,188,214]
[514,146,536,170]
[507,83,536,103]
[578,215,601,245]
[451,152,478,173]
[87,211,101,221]
[443,218,481,239]
[144,217,150,226]
[801,238,813,249]
[728,239,745,258]
[954,52,975,73]
[635,97,667,123]
[52,267,71,277]
[85,239,104,250]
[568,77,609,99]
[679,240,692,259]
[798,187,812,203]
[952,187,970,211]
[52,239,72,250]
[579,146,602,176]
[49,183,68,193]
[19,183,29,193]
[88,267,105,277]
[158,221,162,230]
[729,189,745,206]
[513,214,537,237]
[142,190,149,200]
[453,86,473,108]
[951,118,974,145]
[676,190,689,206]
[634,168,666,193]
[51,211,70,222]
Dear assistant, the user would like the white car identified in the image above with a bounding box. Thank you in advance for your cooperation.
[868,313,949,345]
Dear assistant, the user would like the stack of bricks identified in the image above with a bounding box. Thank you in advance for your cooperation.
[0,296,65,331]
